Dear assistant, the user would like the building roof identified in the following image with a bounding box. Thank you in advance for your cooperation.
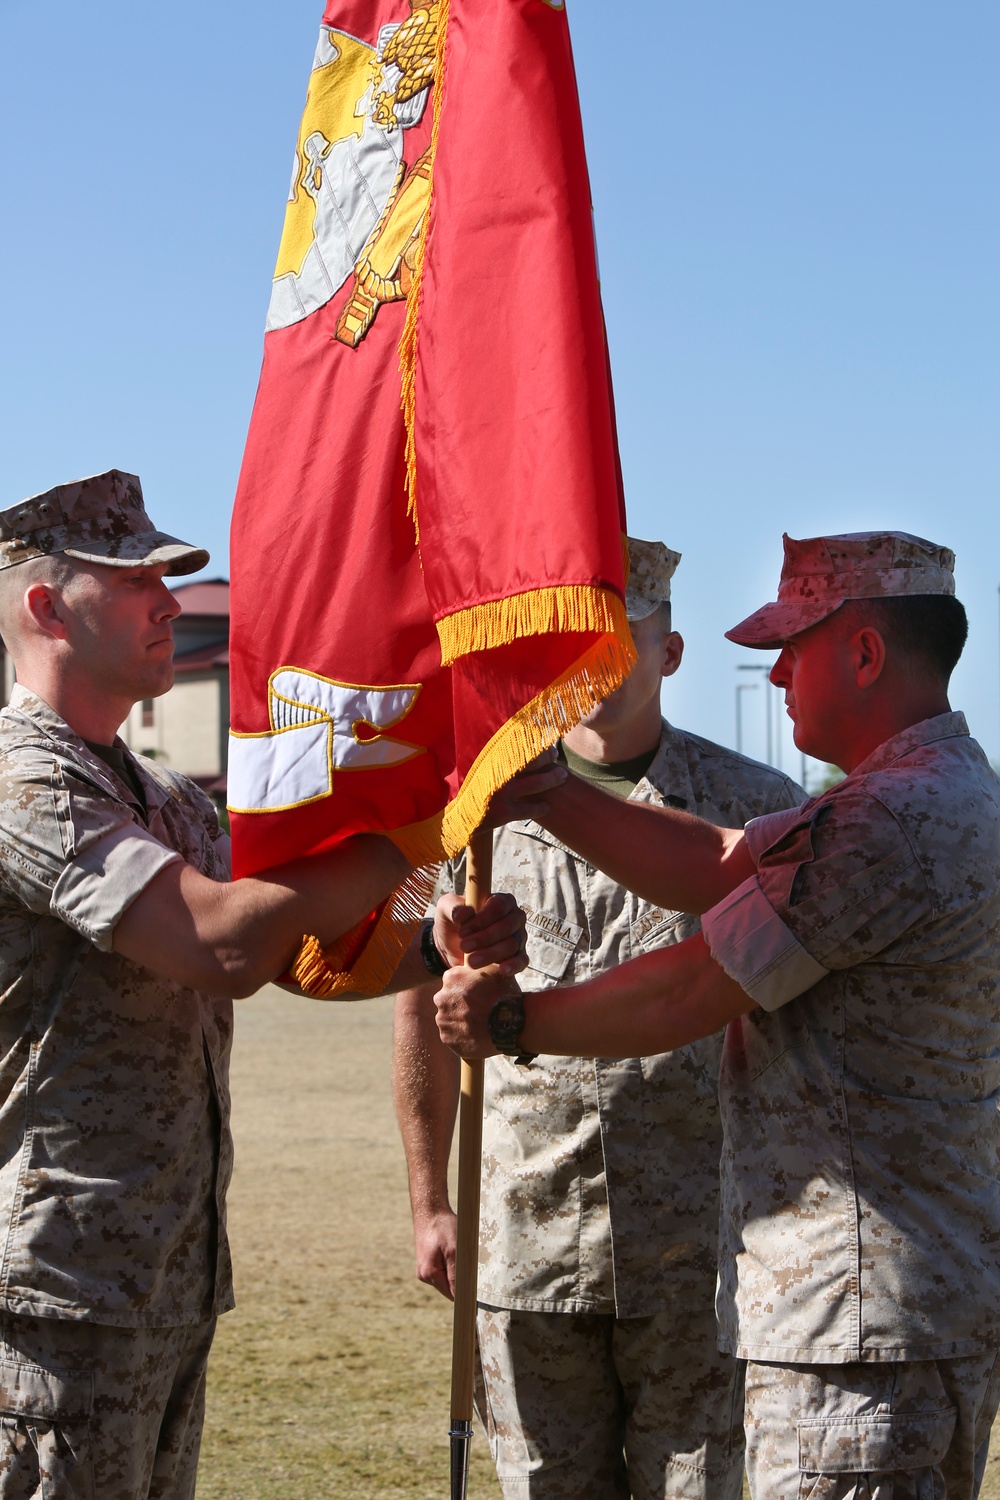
[173,640,229,675]
[171,577,230,617]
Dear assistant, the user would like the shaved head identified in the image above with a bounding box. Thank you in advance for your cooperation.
[0,555,81,654]
[837,595,968,687]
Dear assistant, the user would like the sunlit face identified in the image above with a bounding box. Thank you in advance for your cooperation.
[769,611,856,766]
[576,607,679,735]
[61,561,181,704]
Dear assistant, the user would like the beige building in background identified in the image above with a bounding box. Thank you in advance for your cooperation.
[1,578,231,811]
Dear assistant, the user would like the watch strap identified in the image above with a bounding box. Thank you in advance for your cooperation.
[419,919,449,978]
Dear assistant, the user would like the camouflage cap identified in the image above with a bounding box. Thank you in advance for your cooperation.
[0,470,209,576]
[625,536,682,621]
[726,531,956,649]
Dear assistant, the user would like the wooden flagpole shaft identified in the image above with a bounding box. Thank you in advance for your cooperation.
[448,826,493,1499]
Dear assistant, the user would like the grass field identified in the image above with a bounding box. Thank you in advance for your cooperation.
[196,988,500,1499]
[196,988,1000,1499]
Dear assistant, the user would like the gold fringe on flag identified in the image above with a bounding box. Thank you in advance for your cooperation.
[436,584,629,665]
[386,809,447,866]
[291,862,440,999]
[399,0,451,542]
[441,624,636,856]
[288,601,636,995]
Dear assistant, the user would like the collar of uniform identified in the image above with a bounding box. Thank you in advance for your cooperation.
[4,682,171,819]
[508,721,692,849]
[845,710,970,783]
[631,718,697,812]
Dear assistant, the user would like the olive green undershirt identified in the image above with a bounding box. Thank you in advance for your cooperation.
[559,740,659,801]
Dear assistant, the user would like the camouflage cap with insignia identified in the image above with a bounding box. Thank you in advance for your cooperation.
[727,531,956,649]
[625,536,682,622]
[0,470,209,576]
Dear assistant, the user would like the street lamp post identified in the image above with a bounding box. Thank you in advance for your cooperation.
[737,663,776,765]
[735,682,758,754]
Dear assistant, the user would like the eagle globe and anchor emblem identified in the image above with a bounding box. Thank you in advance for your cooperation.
[266,3,440,344]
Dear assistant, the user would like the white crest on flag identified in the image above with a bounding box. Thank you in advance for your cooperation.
[267,23,430,333]
[228,668,423,814]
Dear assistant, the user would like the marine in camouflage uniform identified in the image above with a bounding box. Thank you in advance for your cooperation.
[0,472,230,1499]
[702,536,1000,1500]
[395,539,804,1499]
[434,531,1000,1500]
[0,470,455,1499]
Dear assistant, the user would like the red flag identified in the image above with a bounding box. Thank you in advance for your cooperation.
[228,0,633,995]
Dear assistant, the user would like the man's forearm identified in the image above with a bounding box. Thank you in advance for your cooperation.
[115,833,410,996]
[435,932,756,1061]
[393,983,461,1297]
[392,984,459,1211]
[522,933,754,1056]
[533,775,755,914]
[204,833,412,991]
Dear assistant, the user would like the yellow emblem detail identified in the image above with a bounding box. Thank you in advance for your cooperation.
[272,32,372,285]
[266,7,440,343]
[371,5,440,128]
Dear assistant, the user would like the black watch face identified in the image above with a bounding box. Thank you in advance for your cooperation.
[490,996,524,1051]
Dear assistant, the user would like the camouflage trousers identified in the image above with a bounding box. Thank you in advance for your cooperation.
[744,1352,1000,1500]
[0,1313,216,1499]
[476,1306,745,1500]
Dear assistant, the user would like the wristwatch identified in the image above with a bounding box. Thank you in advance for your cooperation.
[419,919,449,978]
[487,993,536,1067]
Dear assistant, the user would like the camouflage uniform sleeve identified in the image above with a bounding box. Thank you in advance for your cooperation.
[424,856,461,916]
[0,753,181,952]
[702,788,931,1011]
[211,830,233,880]
[764,772,808,813]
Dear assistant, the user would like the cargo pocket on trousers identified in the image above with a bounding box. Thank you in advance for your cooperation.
[0,1356,95,1500]
[797,1408,956,1500]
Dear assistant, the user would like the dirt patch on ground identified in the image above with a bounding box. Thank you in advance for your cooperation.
[197,988,1000,1499]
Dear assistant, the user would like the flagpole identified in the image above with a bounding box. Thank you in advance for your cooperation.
[449,826,492,1499]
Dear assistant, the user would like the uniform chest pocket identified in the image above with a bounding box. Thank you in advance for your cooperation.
[523,915,583,981]
[632,909,694,952]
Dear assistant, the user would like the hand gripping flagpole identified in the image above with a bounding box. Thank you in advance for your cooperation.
[448,826,492,1499]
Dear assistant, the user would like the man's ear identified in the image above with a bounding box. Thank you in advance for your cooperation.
[23,582,71,642]
[852,626,886,690]
[661,631,684,680]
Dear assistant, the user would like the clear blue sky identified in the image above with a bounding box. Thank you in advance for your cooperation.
[1,0,997,780]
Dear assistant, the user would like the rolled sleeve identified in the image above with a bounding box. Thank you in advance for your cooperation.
[703,875,829,1011]
[744,803,818,864]
[714,785,932,1006]
[51,823,181,951]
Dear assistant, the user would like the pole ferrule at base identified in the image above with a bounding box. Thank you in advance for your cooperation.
[449,1419,473,1500]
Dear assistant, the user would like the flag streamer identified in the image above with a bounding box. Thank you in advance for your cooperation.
[289,627,634,1001]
